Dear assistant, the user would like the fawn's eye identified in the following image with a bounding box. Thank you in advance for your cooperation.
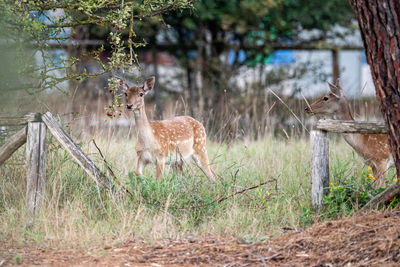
[323,97,329,101]
[124,92,127,97]
[139,93,144,97]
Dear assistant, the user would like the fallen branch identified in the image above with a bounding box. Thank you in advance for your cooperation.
[361,182,400,211]
[190,178,277,209]
[92,139,134,198]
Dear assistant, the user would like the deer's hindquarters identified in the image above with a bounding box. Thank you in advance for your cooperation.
[343,133,391,188]
[136,116,215,181]
[371,160,388,188]
[151,116,200,160]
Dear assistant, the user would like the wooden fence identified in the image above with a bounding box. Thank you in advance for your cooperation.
[310,119,388,210]
[0,114,394,216]
[0,112,109,218]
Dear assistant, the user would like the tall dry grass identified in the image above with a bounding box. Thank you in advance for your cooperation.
[0,88,391,249]
[1,128,387,249]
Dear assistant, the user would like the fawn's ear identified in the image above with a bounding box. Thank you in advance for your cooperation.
[123,83,129,92]
[335,78,343,89]
[327,80,343,98]
[144,76,155,92]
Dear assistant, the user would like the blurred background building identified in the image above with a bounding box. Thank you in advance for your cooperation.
[0,0,383,141]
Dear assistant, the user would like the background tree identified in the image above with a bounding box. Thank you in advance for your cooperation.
[161,0,355,108]
[143,0,356,139]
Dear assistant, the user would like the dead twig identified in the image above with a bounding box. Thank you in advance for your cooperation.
[190,179,277,209]
[269,89,309,134]
[92,139,134,198]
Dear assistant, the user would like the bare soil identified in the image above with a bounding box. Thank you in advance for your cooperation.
[1,211,400,266]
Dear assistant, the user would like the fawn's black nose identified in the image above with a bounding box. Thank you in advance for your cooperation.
[305,107,310,113]
[127,104,133,109]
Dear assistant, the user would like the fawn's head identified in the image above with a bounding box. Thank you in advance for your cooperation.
[305,79,348,116]
[125,76,155,110]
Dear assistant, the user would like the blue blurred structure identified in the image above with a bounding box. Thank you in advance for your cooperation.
[266,50,295,65]
[227,49,294,65]
[227,50,246,64]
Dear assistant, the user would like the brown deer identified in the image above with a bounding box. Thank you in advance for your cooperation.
[305,79,391,188]
[125,76,216,181]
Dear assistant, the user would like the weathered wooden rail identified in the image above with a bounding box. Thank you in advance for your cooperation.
[0,112,110,218]
[315,119,387,134]
[310,119,389,210]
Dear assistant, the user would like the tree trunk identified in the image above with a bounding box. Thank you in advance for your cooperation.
[151,40,162,119]
[349,0,400,178]
[331,48,340,82]
[195,39,204,118]
[186,60,197,117]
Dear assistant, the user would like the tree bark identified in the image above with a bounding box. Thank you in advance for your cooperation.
[349,0,400,178]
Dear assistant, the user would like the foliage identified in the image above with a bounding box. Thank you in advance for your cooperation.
[13,254,22,265]
[0,0,193,115]
[160,0,355,64]
[297,161,398,226]
[321,165,397,219]
[0,0,356,117]
[147,0,357,116]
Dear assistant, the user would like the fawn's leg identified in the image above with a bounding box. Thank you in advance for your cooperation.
[172,160,184,179]
[171,146,184,178]
[156,159,165,181]
[192,151,216,182]
[372,160,387,188]
[135,153,147,177]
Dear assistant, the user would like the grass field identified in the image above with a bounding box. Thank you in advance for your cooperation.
[0,131,396,249]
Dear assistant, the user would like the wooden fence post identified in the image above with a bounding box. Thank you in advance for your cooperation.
[310,129,329,210]
[26,121,46,216]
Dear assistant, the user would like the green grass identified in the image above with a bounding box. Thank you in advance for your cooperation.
[0,134,396,248]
